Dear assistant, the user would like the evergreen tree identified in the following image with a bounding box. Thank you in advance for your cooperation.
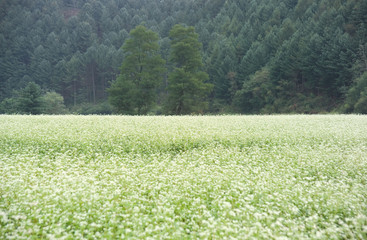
[206,36,236,106]
[233,67,274,113]
[165,24,212,115]
[344,72,367,114]
[17,82,43,114]
[108,25,165,114]
[1,0,365,114]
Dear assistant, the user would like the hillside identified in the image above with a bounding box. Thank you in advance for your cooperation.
[0,0,366,114]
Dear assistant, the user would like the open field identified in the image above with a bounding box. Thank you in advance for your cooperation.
[1,115,367,239]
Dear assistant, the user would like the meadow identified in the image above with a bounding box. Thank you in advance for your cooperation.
[0,115,366,239]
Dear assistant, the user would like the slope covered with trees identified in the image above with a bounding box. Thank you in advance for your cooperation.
[0,0,366,114]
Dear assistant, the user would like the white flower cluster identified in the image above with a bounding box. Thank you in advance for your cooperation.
[0,115,366,239]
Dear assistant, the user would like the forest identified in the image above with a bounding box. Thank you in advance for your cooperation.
[0,0,366,114]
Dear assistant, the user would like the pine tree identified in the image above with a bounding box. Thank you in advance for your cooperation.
[165,24,212,115]
[17,81,43,114]
[108,25,166,114]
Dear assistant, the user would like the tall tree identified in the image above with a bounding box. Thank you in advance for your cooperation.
[108,25,166,114]
[165,24,212,115]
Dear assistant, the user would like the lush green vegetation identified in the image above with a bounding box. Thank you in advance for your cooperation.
[164,24,212,115]
[107,25,166,115]
[1,0,367,114]
[1,115,367,238]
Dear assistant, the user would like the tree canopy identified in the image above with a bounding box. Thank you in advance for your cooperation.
[108,25,165,115]
[165,24,212,115]
[1,0,366,114]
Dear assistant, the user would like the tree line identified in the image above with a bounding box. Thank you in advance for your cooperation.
[0,0,366,114]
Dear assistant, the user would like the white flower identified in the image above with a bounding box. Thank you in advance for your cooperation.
[133,206,140,213]
[223,201,232,209]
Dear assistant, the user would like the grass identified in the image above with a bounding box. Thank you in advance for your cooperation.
[0,115,367,239]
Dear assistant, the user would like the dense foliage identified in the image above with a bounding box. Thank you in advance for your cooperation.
[1,115,367,238]
[108,25,166,115]
[0,0,366,114]
[165,24,212,114]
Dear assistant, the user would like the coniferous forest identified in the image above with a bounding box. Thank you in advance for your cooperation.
[0,0,366,114]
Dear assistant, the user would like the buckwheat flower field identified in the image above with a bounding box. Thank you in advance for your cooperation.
[1,115,366,239]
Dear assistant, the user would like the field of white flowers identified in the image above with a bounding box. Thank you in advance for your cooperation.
[1,115,366,239]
